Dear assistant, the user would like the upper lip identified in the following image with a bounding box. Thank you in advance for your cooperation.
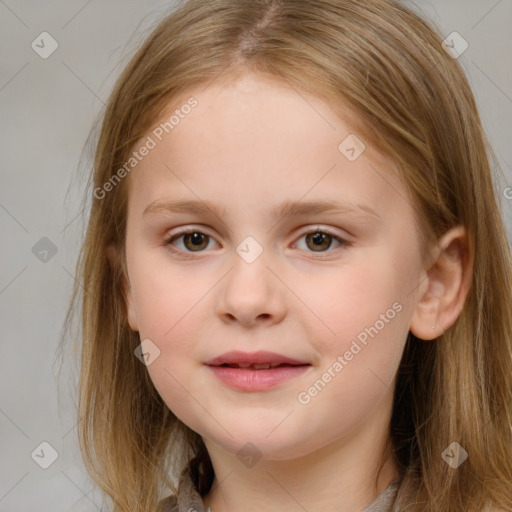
[204,350,310,366]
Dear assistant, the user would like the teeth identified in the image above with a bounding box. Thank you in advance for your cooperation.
[251,363,271,369]
[224,362,289,369]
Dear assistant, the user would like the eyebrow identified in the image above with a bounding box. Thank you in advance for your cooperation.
[143,198,381,223]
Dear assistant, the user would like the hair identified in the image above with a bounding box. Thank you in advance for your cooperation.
[60,0,512,510]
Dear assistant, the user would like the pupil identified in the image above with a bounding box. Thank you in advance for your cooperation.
[308,232,330,251]
[313,233,324,244]
[186,232,207,250]
[184,232,332,252]
[191,233,202,245]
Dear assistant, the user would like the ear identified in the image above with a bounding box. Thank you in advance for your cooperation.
[106,243,139,332]
[410,225,473,340]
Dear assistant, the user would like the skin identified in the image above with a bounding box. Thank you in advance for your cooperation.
[120,71,473,512]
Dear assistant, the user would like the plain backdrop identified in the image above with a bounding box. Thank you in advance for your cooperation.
[1,1,511,511]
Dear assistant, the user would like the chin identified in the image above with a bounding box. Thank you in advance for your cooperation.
[203,423,318,462]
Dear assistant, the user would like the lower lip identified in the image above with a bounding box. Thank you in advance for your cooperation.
[206,364,311,391]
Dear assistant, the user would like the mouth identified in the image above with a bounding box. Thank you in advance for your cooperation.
[204,350,310,367]
[204,351,312,391]
[214,362,308,369]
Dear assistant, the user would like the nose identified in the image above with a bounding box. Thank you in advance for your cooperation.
[216,250,287,327]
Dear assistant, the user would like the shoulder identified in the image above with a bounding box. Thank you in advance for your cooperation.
[157,495,178,512]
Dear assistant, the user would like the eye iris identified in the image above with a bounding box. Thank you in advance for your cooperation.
[184,232,208,251]
[306,232,331,252]
[178,231,337,253]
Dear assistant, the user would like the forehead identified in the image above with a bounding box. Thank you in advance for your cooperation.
[126,72,408,221]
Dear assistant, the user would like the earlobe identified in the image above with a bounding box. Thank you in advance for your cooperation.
[409,226,473,341]
[106,243,139,332]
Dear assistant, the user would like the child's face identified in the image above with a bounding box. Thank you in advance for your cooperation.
[123,72,427,459]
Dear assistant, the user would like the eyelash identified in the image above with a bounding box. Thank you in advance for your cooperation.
[163,226,353,259]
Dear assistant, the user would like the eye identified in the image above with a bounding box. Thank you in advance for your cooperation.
[292,227,352,257]
[164,229,217,254]
[163,226,352,258]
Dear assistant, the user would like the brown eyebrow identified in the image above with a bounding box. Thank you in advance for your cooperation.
[143,198,381,223]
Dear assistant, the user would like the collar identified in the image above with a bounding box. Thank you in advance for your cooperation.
[159,468,401,512]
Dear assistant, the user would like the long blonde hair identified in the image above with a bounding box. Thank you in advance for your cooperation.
[60,0,512,510]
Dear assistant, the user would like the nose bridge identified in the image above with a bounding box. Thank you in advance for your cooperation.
[217,235,286,325]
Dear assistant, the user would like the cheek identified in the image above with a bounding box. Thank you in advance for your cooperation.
[292,267,407,438]
[296,255,409,355]
[130,262,210,427]
[130,251,208,340]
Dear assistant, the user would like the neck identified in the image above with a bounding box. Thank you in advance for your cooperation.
[201,401,400,512]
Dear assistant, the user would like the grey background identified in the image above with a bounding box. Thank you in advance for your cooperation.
[1,1,511,511]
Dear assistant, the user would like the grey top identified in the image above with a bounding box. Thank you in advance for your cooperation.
[158,469,401,512]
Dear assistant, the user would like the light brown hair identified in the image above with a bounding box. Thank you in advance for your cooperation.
[60,0,512,510]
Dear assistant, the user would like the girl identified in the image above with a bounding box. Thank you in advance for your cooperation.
[62,0,512,511]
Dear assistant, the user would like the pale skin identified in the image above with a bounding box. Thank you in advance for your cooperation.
[119,71,473,512]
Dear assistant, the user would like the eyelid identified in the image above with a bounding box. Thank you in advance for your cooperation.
[163,225,219,253]
[163,224,352,257]
[164,225,218,243]
[297,225,350,242]
[291,225,352,257]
